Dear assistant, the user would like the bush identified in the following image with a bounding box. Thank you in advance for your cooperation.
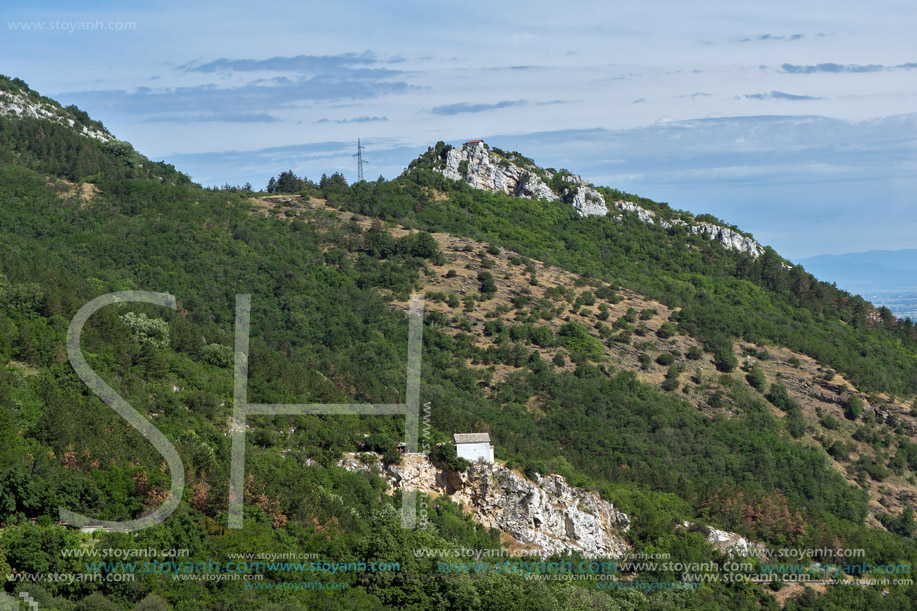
[201,343,233,368]
[655,353,675,366]
[430,444,470,472]
[844,395,864,421]
[766,383,795,411]
[819,414,840,431]
[685,346,703,360]
[828,440,848,461]
[120,311,169,349]
[713,345,738,373]
[746,365,766,391]
[786,408,807,439]
[656,323,678,340]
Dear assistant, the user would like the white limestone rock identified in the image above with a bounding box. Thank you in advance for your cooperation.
[340,453,630,558]
[682,521,767,558]
[0,89,113,142]
[428,140,765,257]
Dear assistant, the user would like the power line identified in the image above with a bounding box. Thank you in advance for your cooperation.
[353,138,366,182]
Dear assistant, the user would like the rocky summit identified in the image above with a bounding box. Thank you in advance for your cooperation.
[438,140,609,217]
[425,140,765,257]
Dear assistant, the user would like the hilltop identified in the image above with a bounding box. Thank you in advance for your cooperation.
[407,140,764,256]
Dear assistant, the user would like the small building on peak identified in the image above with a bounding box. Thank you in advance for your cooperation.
[464,139,484,146]
[454,432,494,463]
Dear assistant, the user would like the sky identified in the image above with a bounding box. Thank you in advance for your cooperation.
[2,1,916,260]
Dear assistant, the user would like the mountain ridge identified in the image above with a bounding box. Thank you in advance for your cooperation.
[409,139,765,257]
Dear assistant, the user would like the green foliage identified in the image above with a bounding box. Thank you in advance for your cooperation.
[713,345,738,373]
[120,312,170,349]
[558,322,603,361]
[656,322,677,339]
[477,271,497,296]
[638,353,651,370]
[845,395,864,421]
[766,383,799,412]
[878,506,915,537]
[429,443,470,472]
[746,365,766,391]
[266,169,315,193]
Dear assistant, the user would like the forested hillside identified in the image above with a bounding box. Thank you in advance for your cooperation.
[1,79,916,610]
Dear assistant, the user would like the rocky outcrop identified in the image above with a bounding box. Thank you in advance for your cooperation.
[438,141,608,217]
[0,89,112,142]
[562,174,608,217]
[681,522,767,558]
[430,140,765,257]
[340,453,630,558]
[688,224,764,257]
[610,201,765,258]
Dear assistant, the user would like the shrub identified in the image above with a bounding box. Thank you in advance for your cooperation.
[746,365,766,391]
[120,312,169,349]
[656,322,677,339]
[713,345,738,373]
[201,343,233,368]
[430,443,470,472]
[477,271,496,295]
[766,383,796,411]
[844,395,864,421]
[819,414,840,431]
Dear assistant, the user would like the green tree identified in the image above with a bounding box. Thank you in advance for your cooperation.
[713,345,738,373]
[477,271,496,296]
[746,365,766,391]
[844,395,864,421]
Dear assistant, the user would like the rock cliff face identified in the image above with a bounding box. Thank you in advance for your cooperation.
[611,201,765,257]
[340,453,631,558]
[0,88,112,142]
[681,522,767,558]
[429,140,765,258]
[439,141,609,217]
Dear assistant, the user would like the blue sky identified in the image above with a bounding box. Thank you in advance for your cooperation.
[2,1,916,259]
